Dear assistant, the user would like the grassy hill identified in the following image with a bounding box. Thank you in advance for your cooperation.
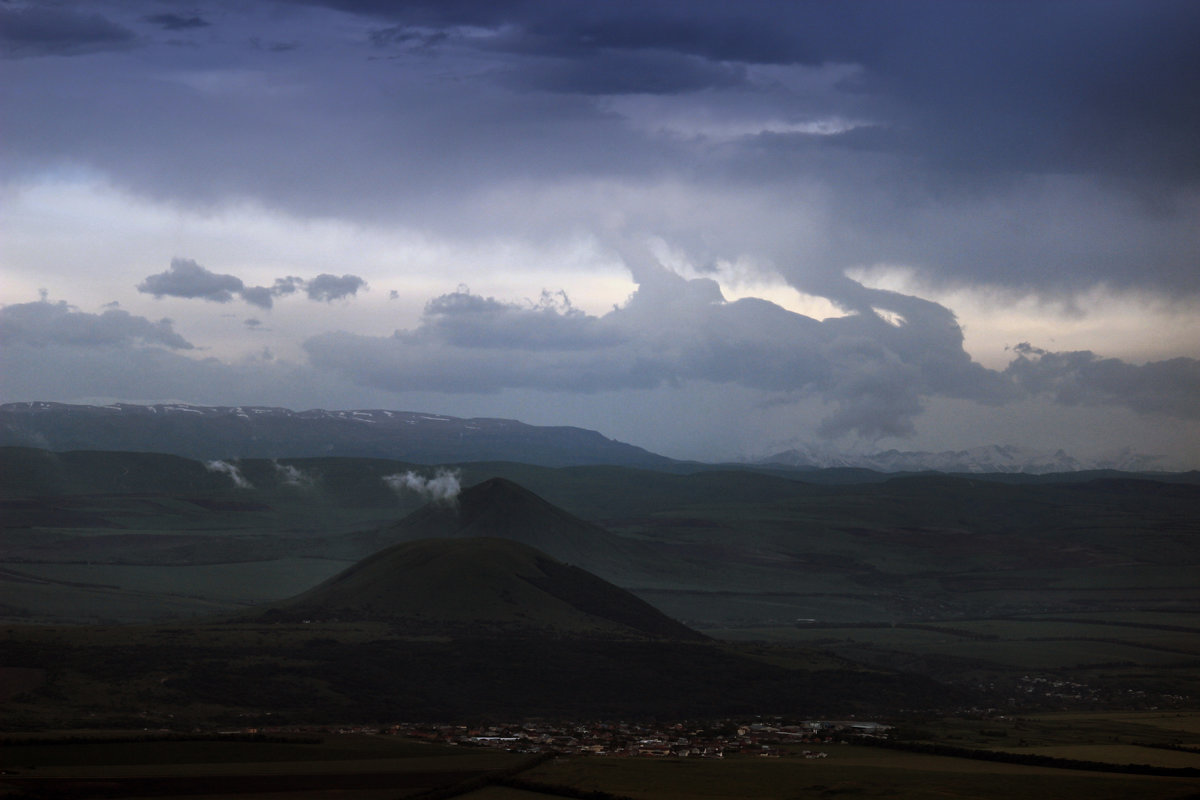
[265,536,703,640]
[342,476,648,581]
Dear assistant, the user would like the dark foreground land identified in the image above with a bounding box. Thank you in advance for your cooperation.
[3,717,1200,800]
[3,448,1199,797]
[0,733,528,799]
[0,620,943,727]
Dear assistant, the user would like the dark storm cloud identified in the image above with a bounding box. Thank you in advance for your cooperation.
[305,274,367,302]
[137,261,360,308]
[873,2,1200,185]
[138,258,245,304]
[333,0,1200,262]
[239,286,275,309]
[316,0,808,64]
[0,6,137,58]
[304,262,1015,439]
[236,277,307,309]
[1005,343,1200,420]
[144,14,210,31]
[89,0,1195,295]
[272,277,304,297]
[368,26,448,50]
[5,0,1199,333]
[509,50,745,96]
[257,39,302,53]
[0,300,193,350]
[317,0,1200,182]
[242,276,304,308]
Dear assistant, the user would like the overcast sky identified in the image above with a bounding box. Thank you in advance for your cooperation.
[2,0,1198,466]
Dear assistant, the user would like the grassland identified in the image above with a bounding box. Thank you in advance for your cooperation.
[4,448,1198,626]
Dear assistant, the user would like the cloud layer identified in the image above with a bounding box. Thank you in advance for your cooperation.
[2,1,1197,465]
[5,1,1197,298]
[303,256,1194,441]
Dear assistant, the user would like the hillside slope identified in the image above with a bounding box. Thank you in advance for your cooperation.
[265,536,704,640]
[351,476,645,575]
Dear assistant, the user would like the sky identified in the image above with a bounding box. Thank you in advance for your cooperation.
[1,0,1198,466]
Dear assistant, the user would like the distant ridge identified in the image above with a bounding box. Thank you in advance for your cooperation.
[759,443,1170,474]
[0,401,674,468]
[263,536,705,640]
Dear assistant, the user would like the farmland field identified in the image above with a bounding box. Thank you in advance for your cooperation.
[0,734,528,799]
[4,730,1199,800]
[513,745,1200,800]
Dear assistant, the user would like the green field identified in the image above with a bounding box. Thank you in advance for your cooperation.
[5,449,1199,627]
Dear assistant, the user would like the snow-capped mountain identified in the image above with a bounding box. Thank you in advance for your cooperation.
[0,402,673,468]
[758,443,1168,474]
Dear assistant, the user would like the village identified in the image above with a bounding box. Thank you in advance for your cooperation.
[239,718,892,759]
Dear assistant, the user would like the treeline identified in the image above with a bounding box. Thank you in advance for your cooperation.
[859,737,1200,777]
[1136,741,1200,755]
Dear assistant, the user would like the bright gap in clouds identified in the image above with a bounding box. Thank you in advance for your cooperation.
[718,277,846,322]
[0,179,637,362]
[847,264,1200,370]
[647,239,846,321]
[2,175,846,363]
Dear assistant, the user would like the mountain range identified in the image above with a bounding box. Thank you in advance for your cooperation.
[758,443,1169,474]
[0,402,673,468]
[2,401,1179,474]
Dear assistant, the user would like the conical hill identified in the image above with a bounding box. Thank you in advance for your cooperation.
[265,536,703,640]
[352,477,644,580]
